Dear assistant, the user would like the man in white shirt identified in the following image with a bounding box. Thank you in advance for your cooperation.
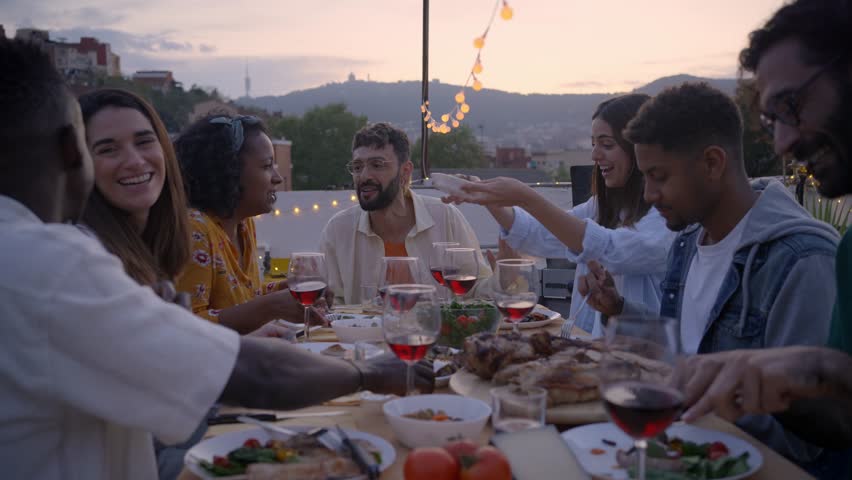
[319,122,491,304]
[0,39,432,480]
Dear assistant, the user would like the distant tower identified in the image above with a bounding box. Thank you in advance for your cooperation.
[244,62,251,98]
[347,72,356,82]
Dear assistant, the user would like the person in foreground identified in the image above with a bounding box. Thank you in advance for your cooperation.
[663,0,852,461]
[0,39,433,480]
[174,113,329,333]
[319,122,490,304]
[448,94,675,336]
[578,82,839,468]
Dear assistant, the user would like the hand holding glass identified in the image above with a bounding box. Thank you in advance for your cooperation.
[288,252,327,342]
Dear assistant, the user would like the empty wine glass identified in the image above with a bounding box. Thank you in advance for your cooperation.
[599,315,683,480]
[494,259,537,334]
[378,257,422,304]
[288,252,328,342]
[382,284,440,396]
[442,247,479,302]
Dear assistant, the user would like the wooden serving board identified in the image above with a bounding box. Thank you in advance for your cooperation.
[449,368,608,425]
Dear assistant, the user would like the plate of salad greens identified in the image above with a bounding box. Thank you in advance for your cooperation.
[436,300,501,349]
[561,422,761,480]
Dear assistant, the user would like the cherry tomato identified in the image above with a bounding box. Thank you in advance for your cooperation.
[242,438,262,448]
[443,438,479,463]
[460,446,511,480]
[708,441,729,460]
[404,447,459,480]
[212,455,230,467]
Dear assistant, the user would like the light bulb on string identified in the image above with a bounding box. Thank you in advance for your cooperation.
[473,60,483,74]
[452,120,460,128]
[454,91,466,104]
[473,80,483,91]
[441,114,450,122]
[456,112,465,120]
[473,36,485,49]
[460,103,470,113]
[500,3,513,20]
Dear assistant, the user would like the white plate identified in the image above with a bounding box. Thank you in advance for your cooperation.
[294,342,383,359]
[429,172,475,198]
[499,305,561,329]
[561,422,763,480]
[185,425,396,479]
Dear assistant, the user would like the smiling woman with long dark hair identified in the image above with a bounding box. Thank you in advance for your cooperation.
[454,94,676,335]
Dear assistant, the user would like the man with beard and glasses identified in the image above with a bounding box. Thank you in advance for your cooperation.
[639,0,852,475]
[319,122,490,304]
[576,82,840,471]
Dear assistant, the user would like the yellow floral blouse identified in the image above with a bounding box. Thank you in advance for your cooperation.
[176,209,283,322]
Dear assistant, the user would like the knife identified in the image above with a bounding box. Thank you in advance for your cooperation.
[208,410,346,425]
[335,425,380,480]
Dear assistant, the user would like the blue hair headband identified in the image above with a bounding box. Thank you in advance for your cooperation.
[208,115,260,153]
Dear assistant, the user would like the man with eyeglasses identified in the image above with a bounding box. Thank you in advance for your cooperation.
[643,0,852,476]
[319,122,490,304]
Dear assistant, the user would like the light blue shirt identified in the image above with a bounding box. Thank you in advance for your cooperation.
[501,197,675,334]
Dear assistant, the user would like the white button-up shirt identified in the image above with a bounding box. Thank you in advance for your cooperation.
[320,191,492,304]
[502,197,675,334]
[0,195,240,480]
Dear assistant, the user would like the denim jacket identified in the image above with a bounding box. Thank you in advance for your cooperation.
[660,179,839,462]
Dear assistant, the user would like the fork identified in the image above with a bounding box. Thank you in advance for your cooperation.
[561,294,589,338]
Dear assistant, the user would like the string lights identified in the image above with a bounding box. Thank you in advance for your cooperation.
[421,0,513,135]
[255,193,358,220]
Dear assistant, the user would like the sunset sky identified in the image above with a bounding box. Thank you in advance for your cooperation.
[1,0,786,98]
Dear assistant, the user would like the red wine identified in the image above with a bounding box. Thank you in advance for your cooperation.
[430,267,446,286]
[387,334,436,362]
[289,280,327,306]
[603,381,683,439]
[444,274,477,295]
[388,291,420,312]
[497,300,536,322]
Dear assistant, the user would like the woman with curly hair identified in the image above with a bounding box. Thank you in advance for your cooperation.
[175,113,326,334]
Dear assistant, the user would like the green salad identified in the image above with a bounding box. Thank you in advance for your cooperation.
[437,300,500,348]
[621,435,750,480]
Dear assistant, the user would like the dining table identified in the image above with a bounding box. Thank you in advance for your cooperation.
[178,311,815,480]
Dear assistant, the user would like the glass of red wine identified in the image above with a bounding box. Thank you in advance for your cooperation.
[382,284,440,396]
[494,259,537,334]
[599,315,683,480]
[378,257,422,305]
[288,252,328,342]
[429,242,459,300]
[442,247,479,302]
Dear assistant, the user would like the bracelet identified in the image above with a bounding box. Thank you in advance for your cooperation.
[345,359,365,392]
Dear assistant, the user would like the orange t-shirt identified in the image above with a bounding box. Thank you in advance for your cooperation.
[384,241,408,257]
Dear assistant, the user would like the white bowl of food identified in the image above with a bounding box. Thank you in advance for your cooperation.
[328,314,384,343]
[383,394,491,448]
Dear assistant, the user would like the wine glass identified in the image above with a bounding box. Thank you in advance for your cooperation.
[382,284,440,396]
[378,257,422,304]
[598,315,683,480]
[430,242,459,300]
[288,252,328,342]
[494,259,538,334]
[442,247,479,302]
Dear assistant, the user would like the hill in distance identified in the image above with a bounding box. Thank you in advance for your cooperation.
[237,74,737,150]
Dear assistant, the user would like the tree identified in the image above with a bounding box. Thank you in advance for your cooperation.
[411,125,486,169]
[269,103,367,190]
[736,79,782,177]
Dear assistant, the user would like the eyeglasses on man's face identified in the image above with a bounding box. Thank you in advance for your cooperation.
[345,158,393,175]
[759,55,842,136]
